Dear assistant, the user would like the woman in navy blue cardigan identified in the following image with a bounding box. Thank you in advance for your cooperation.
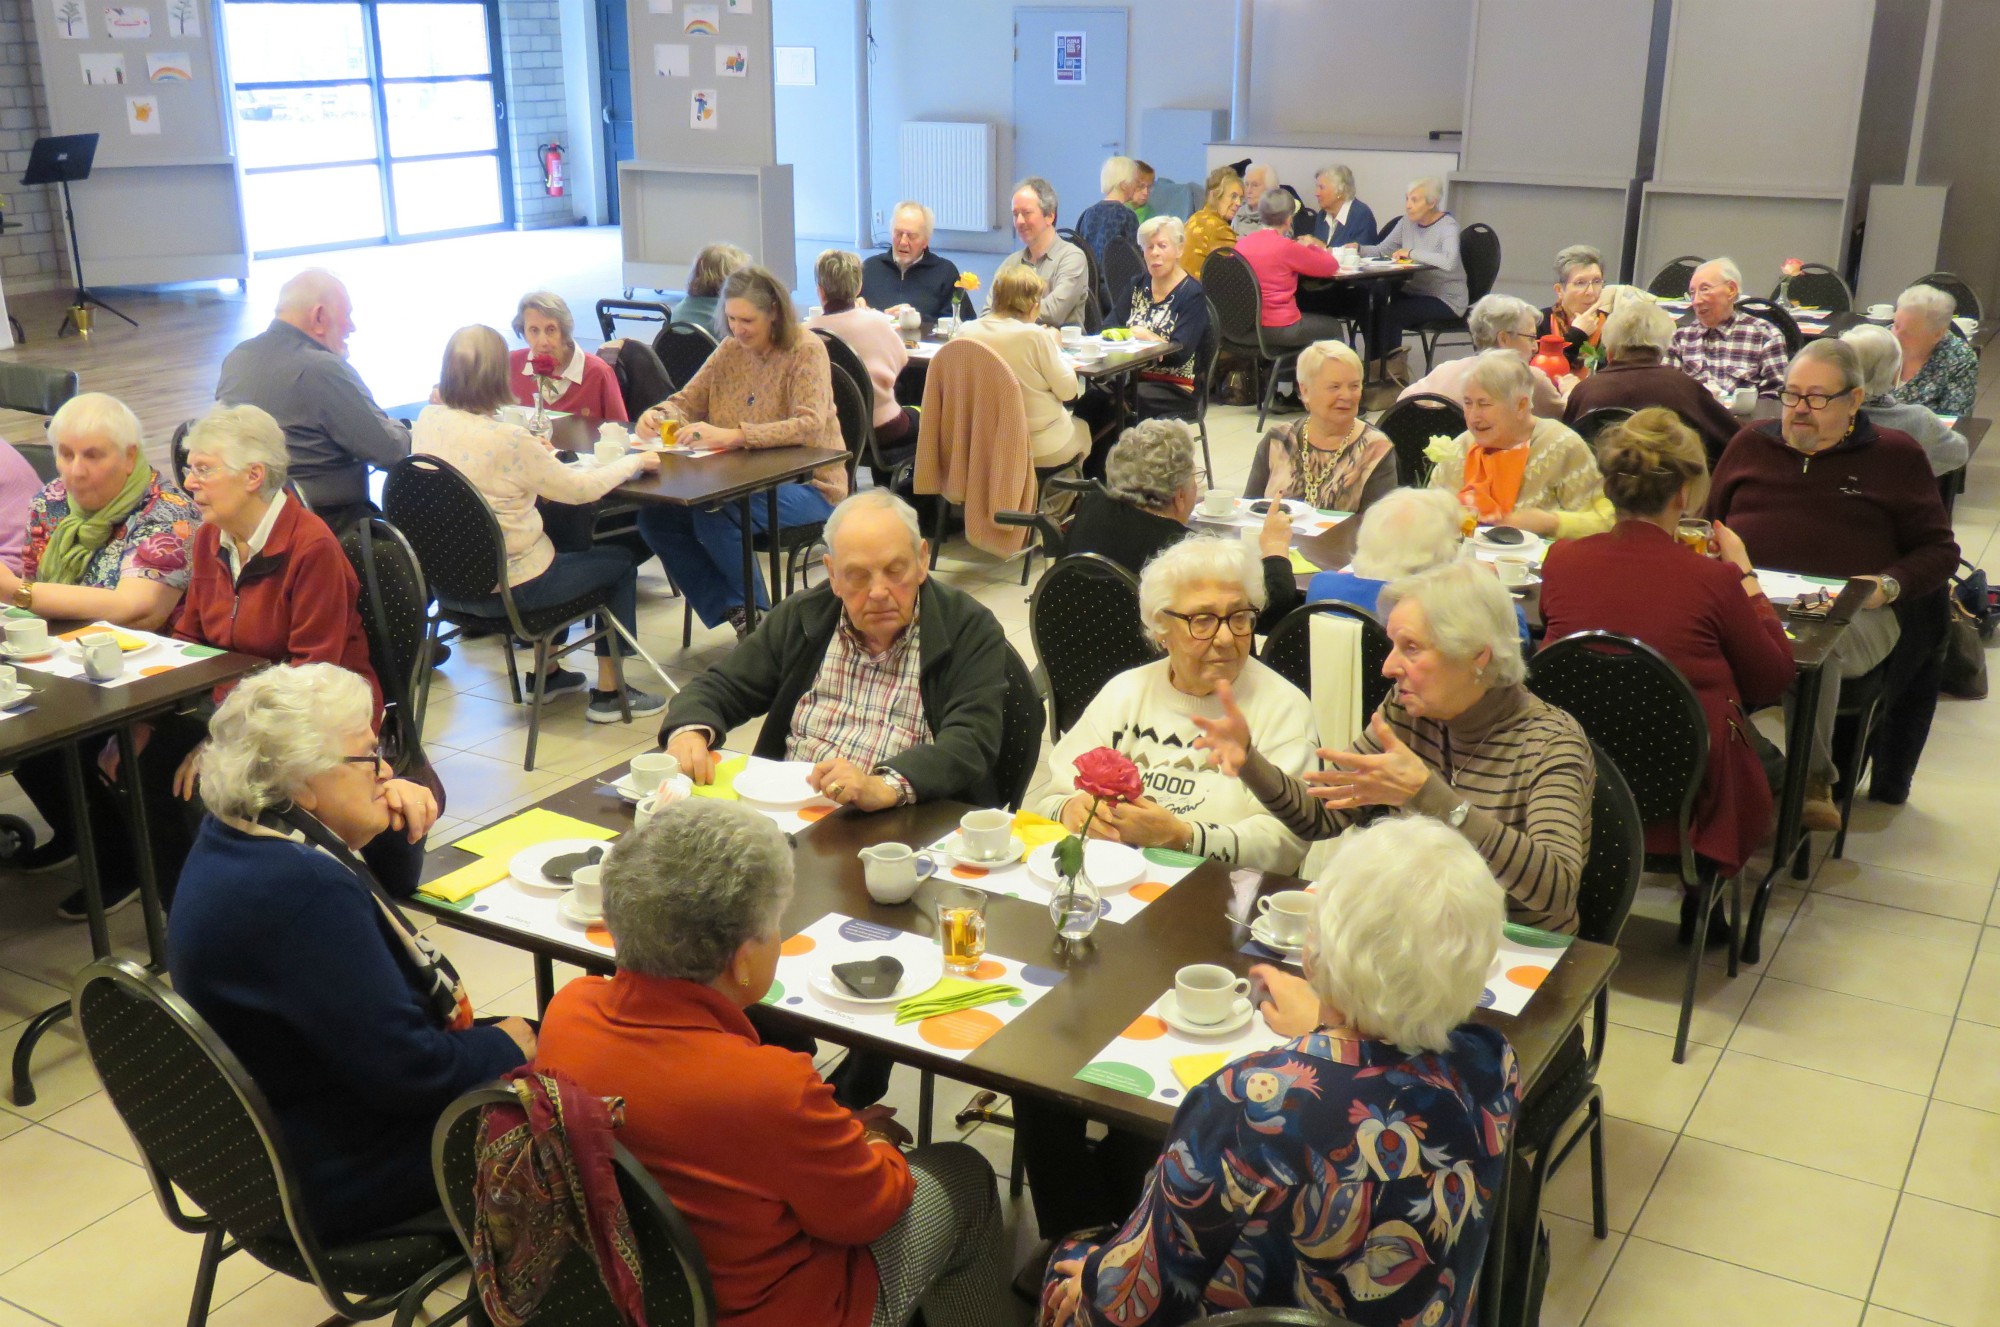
[167,663,531,1240]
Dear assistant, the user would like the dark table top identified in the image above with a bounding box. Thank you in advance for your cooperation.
[906,331,1181,382]
[609,445,851,508]
[412,772,1617,1138]
[0,628,267,763]
[1300,260,1434,290]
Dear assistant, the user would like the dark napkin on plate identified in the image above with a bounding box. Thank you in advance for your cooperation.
[832,956,904,999]
[544,844,607,883]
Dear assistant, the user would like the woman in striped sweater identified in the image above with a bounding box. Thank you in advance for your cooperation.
[1195,560,1592,933]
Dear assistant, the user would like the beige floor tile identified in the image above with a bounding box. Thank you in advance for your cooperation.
[1956,927,2000,1027]
[1593,1023,1720,1132]
[1905,1100,2000,1217]
[0,1194,267,1327]
[1604,941,1760,1049]
[1632,1137,1896,1298]
[1584,1236,1863,1327]
[1861,1307,1952,1327]
[0,1018,112,1122]
[0,965,65,1036]
[1841,786,2000,887]
[427,927,537,1003]
[0,1125,148,1274]
[0,1296,68,1326]
[38,1090,140,1166]
[0,1109,29,1144]
[1811,857,1995,926]
[1684,1052,1927,1187]
[1765,894,1979,1015]
[1873,1195,2000,1327]
[1541,1115,1674,1234]
[425,749,568,823]
[0,906,150,990]
[1541,1214,1623,1327]
[200,1269,336,1327]
[1933,1020,2000,1113]
[1729,978,1952,1095]
[420,687,531,751]
[466,718,658,779]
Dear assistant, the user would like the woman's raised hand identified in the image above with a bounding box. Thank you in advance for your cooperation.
[1191,678,1254,776]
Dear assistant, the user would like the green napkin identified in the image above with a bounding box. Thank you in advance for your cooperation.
[894,976,1020,1025]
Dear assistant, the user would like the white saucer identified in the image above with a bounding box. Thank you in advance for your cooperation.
[1027,840,1145,891]
[558,893,603,927]
[0,641,54,660]
[734,759,822,806]
[509,838,611,892]
[0,683,31,708]
[1473,528,1545,555]
[1250,917,1307,959]
[937,832,1026,868]
[807,946,944,1006]
[1158,990,1255,1038]
[1502,573,1542,595]
[613,772,692,805]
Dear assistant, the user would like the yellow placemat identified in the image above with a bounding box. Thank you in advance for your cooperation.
[1171,1052,1230,1090]
[688,753,748,800]
[451,807,617,860]
[1012,810,1067,850]
[417,855,511,903]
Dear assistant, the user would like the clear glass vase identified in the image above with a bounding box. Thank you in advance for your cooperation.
[1049,869,1102,943]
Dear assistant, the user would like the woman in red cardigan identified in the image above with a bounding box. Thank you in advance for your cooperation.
[1540,408,1795,938]
[507,290,627,422]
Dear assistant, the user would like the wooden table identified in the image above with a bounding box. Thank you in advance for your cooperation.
[6,639,268,1104]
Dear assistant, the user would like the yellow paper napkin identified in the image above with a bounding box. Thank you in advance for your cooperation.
[1012,810,1068,850]
[451,808,617,860]
[894,977,1021,1024]
[1170,1052,1230,1090]
[1288,549,1319,574]
[688,754,748,800]
[417,855,511,903]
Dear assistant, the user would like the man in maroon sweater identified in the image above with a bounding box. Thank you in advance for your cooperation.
[1706,339,1958,829]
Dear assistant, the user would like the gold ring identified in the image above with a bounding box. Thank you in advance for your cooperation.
[827,782,842,797]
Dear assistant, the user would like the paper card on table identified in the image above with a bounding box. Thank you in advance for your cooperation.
[1754,568,1846,604]
[1171,1052,1230,1090]
[451,808,617,860]
[417,855,511,903]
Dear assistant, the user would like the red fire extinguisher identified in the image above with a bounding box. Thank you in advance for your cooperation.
[540,143,565,197]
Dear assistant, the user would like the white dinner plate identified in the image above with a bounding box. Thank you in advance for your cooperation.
[508,838,611,893]
[733,760,823,806]
[808,946,944,1006]
[1026,840,1145,891]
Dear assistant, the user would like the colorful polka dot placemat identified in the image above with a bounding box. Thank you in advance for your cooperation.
[1238,919,1570,1017]
[1075,992,1291,1107]
[11,620,226,688]
[760,911,1065,1060]
[923,826,1204,925]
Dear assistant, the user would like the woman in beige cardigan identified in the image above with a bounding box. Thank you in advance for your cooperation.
[1428,350,1609,540]
[955,264,1089,474]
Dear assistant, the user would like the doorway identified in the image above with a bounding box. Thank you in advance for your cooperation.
[595,0,632,225]
[1011,7,1127,230]
[226,0,513,257]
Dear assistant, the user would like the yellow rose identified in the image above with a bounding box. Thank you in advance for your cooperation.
[1424,434,1459,463]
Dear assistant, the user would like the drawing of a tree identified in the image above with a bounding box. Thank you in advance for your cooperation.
[168,0,194,36]
[56,0,83,37]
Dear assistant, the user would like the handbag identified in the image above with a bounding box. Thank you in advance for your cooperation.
[1942,597,1989,700]
[1953,558,1997,640]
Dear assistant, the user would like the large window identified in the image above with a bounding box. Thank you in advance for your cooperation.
[227,0,510,256]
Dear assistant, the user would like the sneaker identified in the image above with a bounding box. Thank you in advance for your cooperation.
[586,686,669,724]
[533,666,588,698]
[14,836,76,873]
[55,878,140,923]
[1800,779,1843,833]
[724,605,752,640]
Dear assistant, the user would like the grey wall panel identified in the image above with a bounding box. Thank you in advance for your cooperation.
[1459,0,1653,183]
[70,163,246,284]
[627,0,774,165]
[1637,191,1849,297]
[1245,0,1472,140]
[1452,180,1630,303]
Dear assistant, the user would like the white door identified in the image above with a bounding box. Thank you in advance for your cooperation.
[1011,7,1128,234]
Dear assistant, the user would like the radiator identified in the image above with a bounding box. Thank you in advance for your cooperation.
[899,122,997,232]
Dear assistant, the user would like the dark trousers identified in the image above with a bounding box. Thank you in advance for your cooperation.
[442,548,638,660]
[1012,1096,1160,1240]
[1131,381,1196,423]
[1367,293,1456,366]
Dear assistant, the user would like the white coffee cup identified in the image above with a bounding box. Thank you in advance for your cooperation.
[935,315,956,338]
[1200,488,1235,518]
[629,752,680,786]
[807,305,825,320]
[80,632,123,681]
[570,864,604,916]
[1495,555,1534,587]
[859,842,933,904]
[594,437,626,466]
[1956,316,1978,338]
[498,404,533,428]
[0,663,18,694]
[1733,385,1757,413]
[1174,963,1252,1026]
[959,808,1013,861]
[1868,303,1894,319]
[1255,889,1314,945]
[5,617,48,655]
[1060,324,1084,347]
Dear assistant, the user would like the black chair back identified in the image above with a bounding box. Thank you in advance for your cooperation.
[1030,553,1158,739]
[1775,263,1851,313]
[1572,406,1635,445]
[1460,222,1501,304]
[15,440,56,482]
[995,641,1045,811]
[1915,271,1980,327]
[812,328,877,427]
[0,363,78,415]
[1201,248,1266,353]
[1259,601,1392,717]
[1648,254,1705,299]
[1578,742,1645,948]
[1529,630,1708,881]
[607,339,676,419]
[340,516,435,762]
[1057,226,1106,332]
[433,1087,718,1327]
[382,455,520,628]
[593,297,672,341]
[1737,297,1802,356]
[654,321,720,391]
[1102,238,1146,321]
[169,418,196,488]
[826,361,871,486]
[1374,392,1465,488]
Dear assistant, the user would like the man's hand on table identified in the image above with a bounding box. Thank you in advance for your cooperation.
[810,757,900,812]
[667,730,721,784]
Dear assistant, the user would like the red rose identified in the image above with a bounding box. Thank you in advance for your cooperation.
[530,352,558,377]
[1073,747,1142,804]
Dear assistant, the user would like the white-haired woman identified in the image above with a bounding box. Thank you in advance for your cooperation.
[1562,300,1743,461]
[1253,339,1396,514]
[1429,349,1609,538]
[1402,293,1567,416]
[1845,323,1969,476]
[534,800,1010,1327]
[1039,815,1518,1327]
[1075,155,1142,269]
[805,248,920,459]
[1306,487,1530,645]
[1197,561,1594,934]
[1535,243,1605,373]
[507,289,626,422]
[1105,214,1210,422]
[1888,283,1977,417]
[1358,177,1467,382]
[168,664,530,1241]
[0,392,200,895]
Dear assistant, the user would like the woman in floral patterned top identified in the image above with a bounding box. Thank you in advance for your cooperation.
[1887,283,1978,417]
[1258,341,1397,514]
[1039,816,1518,1327]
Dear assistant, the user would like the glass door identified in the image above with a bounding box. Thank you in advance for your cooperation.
[227,0,510,256]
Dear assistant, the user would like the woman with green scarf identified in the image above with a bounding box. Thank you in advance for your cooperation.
[2,392,199,915]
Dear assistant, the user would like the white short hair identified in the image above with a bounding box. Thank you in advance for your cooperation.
[1379,560,1526,688]
[1464,347,1535,407]
[1349,489,1465,582]
[1601,300,1676,358]
[1307,816,1505,1053]
[824,488,923,558]
[1896,283,1956,331]
[1552,244,1603,284]
[1136,214,1185,250]
[1408,176,1443,207]
[1694,257,1742,290]
[1138,533,1265,638]
[1467,294,1537,351]
[891,201,935,238]
[1297,339,1364,390]
[1100,155,1140,194]
[47,392,142,458]
[1840,323,1904,399]
[200,663,375,821]
[275,268,347,319]
[184,403,291,492]
[1244,163,1278,190]
[1315,164,1356,200]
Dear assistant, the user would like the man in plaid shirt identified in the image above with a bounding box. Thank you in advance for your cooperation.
[1668,256,1788,400]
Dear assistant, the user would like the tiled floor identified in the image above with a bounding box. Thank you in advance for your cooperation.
[1,231,1998,1325]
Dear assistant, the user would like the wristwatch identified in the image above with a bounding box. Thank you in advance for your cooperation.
[1446,799,1471,828]
[1876,575,1901,605]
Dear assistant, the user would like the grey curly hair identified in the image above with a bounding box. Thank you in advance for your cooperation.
[604,800,795,983]
[1104,419,1198,510]
[199,663,375,821]
[1378,561,1527,688]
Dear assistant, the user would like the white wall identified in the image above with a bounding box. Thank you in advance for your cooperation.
[558,0,605,225]
[1246,0,1471,140]
[774,0,865,244]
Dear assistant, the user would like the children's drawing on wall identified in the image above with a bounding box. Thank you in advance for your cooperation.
[716,44,746,77]
[125,94,160,134]
[102,5,149,37]
[80,52,125,84]
[690,87,716,130]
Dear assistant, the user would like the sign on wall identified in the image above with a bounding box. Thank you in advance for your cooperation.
[1054,30,1083,83]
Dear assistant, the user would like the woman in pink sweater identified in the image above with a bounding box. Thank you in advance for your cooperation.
[805,249,920,468]
[506,290,627,422]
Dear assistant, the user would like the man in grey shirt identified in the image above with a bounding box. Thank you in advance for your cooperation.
[1001,177,1090,328]
[215,269,409,529]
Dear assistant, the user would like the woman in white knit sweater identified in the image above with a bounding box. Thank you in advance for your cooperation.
[1032,534,1313,873]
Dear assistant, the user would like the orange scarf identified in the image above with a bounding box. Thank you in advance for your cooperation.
[1460,444,1531,521]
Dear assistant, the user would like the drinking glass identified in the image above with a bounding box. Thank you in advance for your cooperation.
[937,886,988,975]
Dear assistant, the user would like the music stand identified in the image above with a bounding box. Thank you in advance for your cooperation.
[23,134,137,337]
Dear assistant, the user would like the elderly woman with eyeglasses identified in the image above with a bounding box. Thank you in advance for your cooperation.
[1535,243,1606,374]
[169,664,532,1242]
[1428,350,1609,539]
[508,289,626,422]
[1887,283,1978,417]
[1038,815,1518,1327]
[1196,560,1594,934]
[1402,294,1566,417]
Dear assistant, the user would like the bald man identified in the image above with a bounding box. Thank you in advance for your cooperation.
[216,269,410,530]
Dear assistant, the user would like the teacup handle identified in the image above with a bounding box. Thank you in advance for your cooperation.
[1255,896,1273,915]
[1230,977,1252,999]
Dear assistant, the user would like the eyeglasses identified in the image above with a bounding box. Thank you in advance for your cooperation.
[1565,276,1605,291]
[1778,389,1852,411]
[342,746,393,779]
[1163,608,1258,640]
[184,462,233,482]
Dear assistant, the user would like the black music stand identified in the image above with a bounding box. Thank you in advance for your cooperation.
[23,134,137,337]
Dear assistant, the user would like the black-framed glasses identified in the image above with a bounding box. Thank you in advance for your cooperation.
[1163,608,1258,639]
[342,746,393,779]
[1778,389,1853,411]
